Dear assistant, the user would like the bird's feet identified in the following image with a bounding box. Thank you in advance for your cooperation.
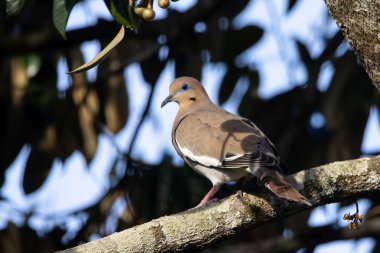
[194,184,222,208]
[195,197,219,208]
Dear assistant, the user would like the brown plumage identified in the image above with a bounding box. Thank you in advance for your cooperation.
[161,76,311,207]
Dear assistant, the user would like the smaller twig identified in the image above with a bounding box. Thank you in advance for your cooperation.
[354,198,359,213]
[343,198,364,229]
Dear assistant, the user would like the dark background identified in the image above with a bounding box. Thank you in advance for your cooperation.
[1,0,379,252]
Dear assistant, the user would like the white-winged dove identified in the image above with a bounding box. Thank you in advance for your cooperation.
[161,76,311,207]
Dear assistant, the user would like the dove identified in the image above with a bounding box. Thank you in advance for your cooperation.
[161,76,311,207]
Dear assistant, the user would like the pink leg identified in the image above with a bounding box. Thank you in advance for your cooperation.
[196,183,222,207]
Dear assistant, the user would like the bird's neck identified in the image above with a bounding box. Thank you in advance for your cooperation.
[178,97,213,114]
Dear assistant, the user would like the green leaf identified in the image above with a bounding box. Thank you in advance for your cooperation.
[68,25,126,74]
[6,0,25,15]
[53,0,82,39]
[104,0,141,29]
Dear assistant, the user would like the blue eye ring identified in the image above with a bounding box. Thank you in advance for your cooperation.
[181,83,190,91]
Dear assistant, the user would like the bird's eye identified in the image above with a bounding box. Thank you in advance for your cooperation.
[181,83,189,91]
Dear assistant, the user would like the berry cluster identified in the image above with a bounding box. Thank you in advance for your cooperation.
[343,212,363,229]
[133,0,178,21]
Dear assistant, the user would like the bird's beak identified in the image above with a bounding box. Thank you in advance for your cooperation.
[161,94,174,108]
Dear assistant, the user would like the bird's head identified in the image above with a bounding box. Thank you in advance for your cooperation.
[161,76,210,108]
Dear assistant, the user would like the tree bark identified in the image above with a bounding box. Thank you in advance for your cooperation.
[204,217,380,253]
[57,155,380,253]
[324,0,380,92]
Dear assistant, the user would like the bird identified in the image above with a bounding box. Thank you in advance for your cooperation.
[161,76,311,207]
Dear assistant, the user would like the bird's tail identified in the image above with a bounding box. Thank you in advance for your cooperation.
[256,168,312,206]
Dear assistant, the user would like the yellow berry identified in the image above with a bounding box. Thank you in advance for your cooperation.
[158,0,170,8]
[134,7,145,15]
[142,9,155,20]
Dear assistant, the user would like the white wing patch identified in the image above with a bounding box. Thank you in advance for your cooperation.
[224,154,244,161]
[176,139,222,167]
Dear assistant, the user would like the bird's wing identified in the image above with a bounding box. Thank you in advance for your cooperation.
[239,118,279,157]
[173,108,310,205]
[173,109,281,170]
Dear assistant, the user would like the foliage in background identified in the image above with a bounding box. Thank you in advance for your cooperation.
[0,0,379,252]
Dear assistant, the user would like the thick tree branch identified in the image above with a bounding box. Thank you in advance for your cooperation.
[57,155,380,253]
[324,0,380,92]
[207,217,380,253]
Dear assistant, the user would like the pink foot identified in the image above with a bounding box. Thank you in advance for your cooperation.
[196,184,222,207]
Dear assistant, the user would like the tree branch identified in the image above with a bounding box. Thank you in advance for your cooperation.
[207,217,380,253]
[57,155,380,253]
[324,0,380,93]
